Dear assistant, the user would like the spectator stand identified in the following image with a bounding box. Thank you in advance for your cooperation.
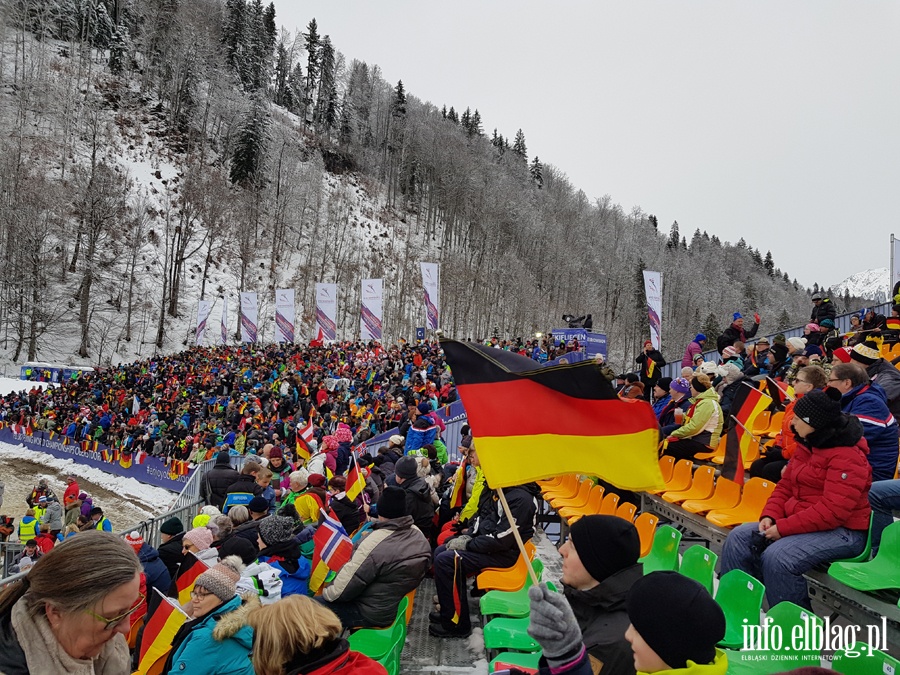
[657,300,894,381]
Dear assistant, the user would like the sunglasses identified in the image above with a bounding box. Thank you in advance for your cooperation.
[84,591,145,631]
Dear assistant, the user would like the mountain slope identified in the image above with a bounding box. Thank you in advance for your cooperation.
[0,2,816,374]
[832,268,889,303]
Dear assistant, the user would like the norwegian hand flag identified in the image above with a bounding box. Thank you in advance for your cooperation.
[309,509,353,593]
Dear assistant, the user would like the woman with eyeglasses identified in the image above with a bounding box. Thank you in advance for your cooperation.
[0,531,141,674]
[164,555,255,675]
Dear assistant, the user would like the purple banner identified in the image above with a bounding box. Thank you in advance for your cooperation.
[1,429,191,492]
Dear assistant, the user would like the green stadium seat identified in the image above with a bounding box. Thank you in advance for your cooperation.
[490,650,543,672]
[348,596,409,664]
[678,545,717,595]
[714,569,765,649]
[482,616,540,653]
[832,645,900,674]
[479,560,547,619]
[828,521,900,592]
[724,602,822,674]
[638,524,681,574]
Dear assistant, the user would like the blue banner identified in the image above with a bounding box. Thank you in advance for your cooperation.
[550,328,607,359]
[415,327,426,341]
[1,429,191,492]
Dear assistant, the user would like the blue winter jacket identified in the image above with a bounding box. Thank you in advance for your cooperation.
[166,594,255,675]
[138,543,171,596]
[652,394,672,419]
[841,382,900,481]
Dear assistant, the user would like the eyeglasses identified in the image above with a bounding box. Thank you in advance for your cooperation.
[190,587,212,600]
[827,378,846,383]
[84,591,145,631]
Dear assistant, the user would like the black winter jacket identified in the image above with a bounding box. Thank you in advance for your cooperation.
[564,563,643,675]
[398,475,435,540]
[158,532,185,579]
[465,482,538,555]
[202,464,240,510]
[717,321,760,353]
[810,299,837,325]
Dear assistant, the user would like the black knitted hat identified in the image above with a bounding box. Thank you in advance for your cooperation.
[377,486,407,519]
[569,515,640,583]
[793,388,842,430]
[627,571,725,669]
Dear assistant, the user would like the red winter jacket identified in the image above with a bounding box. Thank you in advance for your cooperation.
[762,417,871,537]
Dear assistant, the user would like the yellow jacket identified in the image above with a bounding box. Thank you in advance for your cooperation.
[640,650,728,675]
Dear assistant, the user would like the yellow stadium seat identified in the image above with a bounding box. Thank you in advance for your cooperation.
[648,459,693,495]
[598,492,620,516]
[558,485,604,523]
[682,477,742,514]
[706,478,776,527]
[658,455,676,483]
[550,478,593,510]
[694,436,727,463]
[634,512,660,558]
[751,411,772,434]
[541,474,579,501]
[615,501,637,522]
[662,465,716,504]
[476,541,536,592]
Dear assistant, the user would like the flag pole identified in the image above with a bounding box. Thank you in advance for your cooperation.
[496,487,541,586]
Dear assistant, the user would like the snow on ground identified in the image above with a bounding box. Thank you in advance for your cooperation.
[0,377,52,397]
[0,441,175,533]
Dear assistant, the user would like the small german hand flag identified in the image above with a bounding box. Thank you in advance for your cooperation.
[886,317,900,331]
[440,339,664,491]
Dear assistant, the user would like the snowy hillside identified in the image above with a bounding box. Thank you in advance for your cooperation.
[0,3,815,377]
[833,268,889,302]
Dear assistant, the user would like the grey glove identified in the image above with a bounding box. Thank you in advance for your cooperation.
[446,534,472,551]
[527,584,584,668]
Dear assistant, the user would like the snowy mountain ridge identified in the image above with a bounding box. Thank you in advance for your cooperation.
[832,268,889,303]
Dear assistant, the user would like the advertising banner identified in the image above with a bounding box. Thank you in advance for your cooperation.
[239,292,258,343]
[420,262,440,330]
[195,299,211,346]
[220,296,228,345]
[891,235,900,297]
[551,328,607,359]
[275,289,296,343]
[643,270,663,351]
[360,279,383,341]
[315,283,338,341]
[2,428,190,492]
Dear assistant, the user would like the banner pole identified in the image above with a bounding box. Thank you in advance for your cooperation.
[892,234,895,301]
[496,487,540,586]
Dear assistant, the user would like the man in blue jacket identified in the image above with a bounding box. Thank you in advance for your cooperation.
[829,362,900,481]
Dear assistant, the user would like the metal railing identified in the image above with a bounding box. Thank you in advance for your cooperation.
[658,300,893,380]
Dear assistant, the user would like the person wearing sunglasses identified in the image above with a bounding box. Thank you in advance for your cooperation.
[0,531,141,674]
[163,555,255,675]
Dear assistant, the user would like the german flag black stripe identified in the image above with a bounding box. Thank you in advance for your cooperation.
[440,340,619,400]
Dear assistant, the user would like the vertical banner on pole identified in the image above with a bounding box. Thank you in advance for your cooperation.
[315,283,337,341]
[891,234,900,300]
[360,279,383,341]
[239,292,258,343]
[275,289,296,343]
[220,297,228,346]
[195,300,211,346]
[420,262,440,330]
[642,270,663,351]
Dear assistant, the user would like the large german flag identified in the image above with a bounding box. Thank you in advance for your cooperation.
[440,339,664,491]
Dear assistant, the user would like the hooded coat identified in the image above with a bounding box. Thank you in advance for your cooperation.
[670,388,723,449]
[396,475,435,540]
[138,543,172,595]
[165,594,256,675]
[761,414,872,536]
[257,539,311,597]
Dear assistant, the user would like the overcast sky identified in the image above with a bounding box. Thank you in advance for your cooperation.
[275,1,900,290]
